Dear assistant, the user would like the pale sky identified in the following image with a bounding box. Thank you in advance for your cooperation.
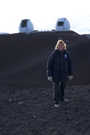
[0,0,90,34]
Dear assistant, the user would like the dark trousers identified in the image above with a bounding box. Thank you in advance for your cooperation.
[53,81,66,104]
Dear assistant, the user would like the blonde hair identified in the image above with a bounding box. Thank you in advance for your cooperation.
[55,40,67,50]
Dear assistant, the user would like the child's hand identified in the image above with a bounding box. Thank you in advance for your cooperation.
[48,76,53,81]
[68,75,74,80]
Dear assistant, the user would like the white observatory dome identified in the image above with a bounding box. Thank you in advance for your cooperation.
[19,19,34,34]
[56,18,70,31]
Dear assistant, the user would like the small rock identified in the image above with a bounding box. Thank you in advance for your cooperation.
[8,98,13,102]
[18,101,24,105]
[32,115,37,119]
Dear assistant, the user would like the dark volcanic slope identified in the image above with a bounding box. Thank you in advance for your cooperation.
[0,31,89,87]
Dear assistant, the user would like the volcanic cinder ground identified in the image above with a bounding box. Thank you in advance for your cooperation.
[0,31,90,135]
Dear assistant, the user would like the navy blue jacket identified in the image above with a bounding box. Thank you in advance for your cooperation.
[47,49,72,82]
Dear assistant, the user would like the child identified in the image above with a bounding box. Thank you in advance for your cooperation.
[47,40,73,107]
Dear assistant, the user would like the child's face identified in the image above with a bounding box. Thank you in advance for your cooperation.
[58,43,64,51]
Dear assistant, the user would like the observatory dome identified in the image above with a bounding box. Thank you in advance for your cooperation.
[56,18,70,31]
[19,19,34,34]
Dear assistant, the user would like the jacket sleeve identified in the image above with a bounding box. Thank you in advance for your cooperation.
[47,51,55,77]
[67,52,72,75]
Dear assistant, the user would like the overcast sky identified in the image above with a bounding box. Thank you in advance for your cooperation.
[0,0,90,34]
